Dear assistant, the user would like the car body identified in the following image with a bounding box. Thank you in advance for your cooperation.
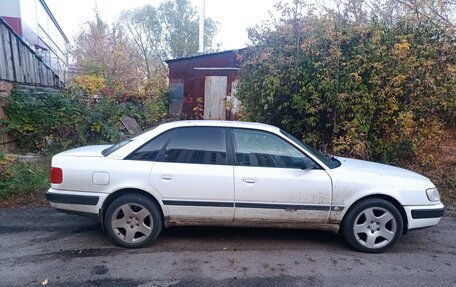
[46,120,445,252]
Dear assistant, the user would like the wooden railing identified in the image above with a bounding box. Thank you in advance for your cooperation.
[0,17,63,88]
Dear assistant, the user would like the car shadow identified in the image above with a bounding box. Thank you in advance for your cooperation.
[152,226,348,252]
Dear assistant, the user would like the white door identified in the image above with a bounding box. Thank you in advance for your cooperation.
[231,128,332,223]
[204,76,227,120]
[149,126,234,222]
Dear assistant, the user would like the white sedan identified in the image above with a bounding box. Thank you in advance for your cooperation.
[46,120,445,253]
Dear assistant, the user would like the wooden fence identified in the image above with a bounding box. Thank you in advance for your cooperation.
[0,17,63,88]
[0,81,15,151]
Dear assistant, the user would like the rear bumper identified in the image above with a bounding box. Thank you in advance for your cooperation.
[404,203,445,230]
[46,188,108,217]
[45,192,99,206]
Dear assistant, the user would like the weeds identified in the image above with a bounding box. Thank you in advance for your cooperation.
[0,156,49,207]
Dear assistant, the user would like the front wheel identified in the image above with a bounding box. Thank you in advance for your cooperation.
[104,194,163,248]
[341,198,403,253]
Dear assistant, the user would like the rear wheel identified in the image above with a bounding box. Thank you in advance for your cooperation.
[104,194,162,248]
[342,198,403,253]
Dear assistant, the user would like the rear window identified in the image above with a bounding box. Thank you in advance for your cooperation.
[125,130,172,161]
[102,125,160,156]
[102,139,132,156]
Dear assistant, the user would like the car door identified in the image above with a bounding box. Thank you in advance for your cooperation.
[149,126,235,223]
[230,128,332,223]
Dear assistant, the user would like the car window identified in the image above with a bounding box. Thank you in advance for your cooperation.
[102,125,160,157]
[232,129,311,169]
[102,139,132,156]
[125,131,171,161]
[164,127,227,165]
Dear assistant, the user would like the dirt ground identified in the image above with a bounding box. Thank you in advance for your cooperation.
[0,206,455,287]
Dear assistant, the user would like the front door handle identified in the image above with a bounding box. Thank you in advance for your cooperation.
[242,178,258,184]
[160,174,174,180]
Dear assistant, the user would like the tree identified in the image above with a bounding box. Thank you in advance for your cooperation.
[120,0,218,72]
[119,5,162,79]
[322,0,456,28]
[72,14,143,97]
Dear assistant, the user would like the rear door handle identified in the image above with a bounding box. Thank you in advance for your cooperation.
[242,178,258,184]
[160,174,174,180]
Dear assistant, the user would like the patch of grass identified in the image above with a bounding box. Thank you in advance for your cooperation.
[0,156,50,208]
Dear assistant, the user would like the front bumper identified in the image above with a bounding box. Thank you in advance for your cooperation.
[404,203,445,230]
[411,208,445,219]
[46,188,109,217]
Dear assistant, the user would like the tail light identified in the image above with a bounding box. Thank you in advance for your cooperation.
[50,167,63,184]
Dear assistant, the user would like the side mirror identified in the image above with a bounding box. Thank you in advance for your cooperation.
[299,160,315,170]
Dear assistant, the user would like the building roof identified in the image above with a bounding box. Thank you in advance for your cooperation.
[165,48,247,63]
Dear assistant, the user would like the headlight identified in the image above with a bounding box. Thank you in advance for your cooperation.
[426,188,440,202]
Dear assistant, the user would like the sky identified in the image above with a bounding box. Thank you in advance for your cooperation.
[46,0,280,51]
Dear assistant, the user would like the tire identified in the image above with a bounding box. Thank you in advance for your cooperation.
[104,194,163,248]
[341,198,403,253]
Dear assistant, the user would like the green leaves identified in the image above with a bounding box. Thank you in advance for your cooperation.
[0,158,49,199]
[1,87,167,153]
[238,5,455,164]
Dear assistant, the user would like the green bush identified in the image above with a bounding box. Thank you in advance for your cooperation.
[239,16,456,164]
[143,92,169,127]
[0,87,168,153]
[1,89,77,152]
[78,96,142,144]
[0,156,49,201]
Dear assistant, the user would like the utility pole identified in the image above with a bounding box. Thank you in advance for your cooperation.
[198,0,205,54]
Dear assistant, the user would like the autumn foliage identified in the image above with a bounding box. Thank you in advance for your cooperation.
[239,3,456,165]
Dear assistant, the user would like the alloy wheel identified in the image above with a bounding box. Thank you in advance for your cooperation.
[110,203,153,244]
[353,206,397,249]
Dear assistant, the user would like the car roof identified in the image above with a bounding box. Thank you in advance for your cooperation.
[158,120,281,133]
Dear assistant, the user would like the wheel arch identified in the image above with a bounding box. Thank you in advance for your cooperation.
[100,188,166,231]
[341,194,408,234]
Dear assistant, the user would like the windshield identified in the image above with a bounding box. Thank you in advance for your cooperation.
[280,130,333,167]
